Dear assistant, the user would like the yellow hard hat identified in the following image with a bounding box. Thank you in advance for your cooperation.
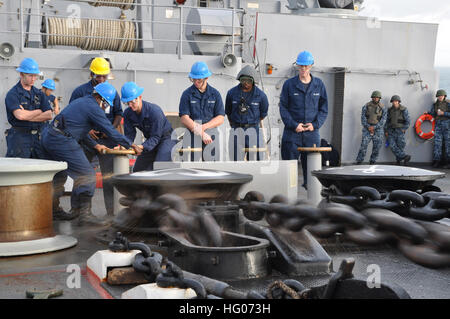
[89,57,110,75]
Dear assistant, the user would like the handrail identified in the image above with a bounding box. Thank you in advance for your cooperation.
[0,30,244,47]
[54,0,245,11]
[8,0,245,56]
[0,11,244,30]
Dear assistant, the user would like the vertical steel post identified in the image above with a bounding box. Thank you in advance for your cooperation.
[19,0,24,52]
[178,6,183,59]
[306,152,323,207]
[113,155,130,215]
[231,8,235,54]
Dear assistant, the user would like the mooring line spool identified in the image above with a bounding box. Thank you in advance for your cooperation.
[47,17,137,52]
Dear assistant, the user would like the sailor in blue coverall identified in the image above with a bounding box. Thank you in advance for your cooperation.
[279,51,328,189]
[225,65,269,161]
[5,58,52,159]
[179,62,225,161]
[122,82,176,171]
[41,79,60,116]
[69,57,123,218]
[40,82,142,225]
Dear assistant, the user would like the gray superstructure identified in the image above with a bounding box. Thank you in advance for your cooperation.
[0,0,440,163]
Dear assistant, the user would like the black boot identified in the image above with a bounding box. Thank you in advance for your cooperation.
[432,160,440,168]
[77,195,110,227]
[403,155,411,166]
[53,197,79,221]
[53,207,79,221]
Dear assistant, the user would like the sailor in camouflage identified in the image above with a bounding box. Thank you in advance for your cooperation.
[385,95,411,165]
[429,89,450,168]
[355,91,387,164]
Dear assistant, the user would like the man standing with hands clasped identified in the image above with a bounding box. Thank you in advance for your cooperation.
[279,51,328,189]
[225,65,268,161]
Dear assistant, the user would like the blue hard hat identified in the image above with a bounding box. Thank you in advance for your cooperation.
[296,51,314,66]
[189,61,212,79]
[94,82,116,107]
[16,57,41,74]
[42,79,56,90]
[121,82,144,103]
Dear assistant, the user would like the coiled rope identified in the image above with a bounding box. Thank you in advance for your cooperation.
[47,16,137,52]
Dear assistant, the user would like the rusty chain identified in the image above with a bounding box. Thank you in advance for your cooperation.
[238,188,450,269]
[266,281,300,299]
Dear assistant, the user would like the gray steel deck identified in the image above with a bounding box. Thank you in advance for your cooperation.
[0,163,449,299]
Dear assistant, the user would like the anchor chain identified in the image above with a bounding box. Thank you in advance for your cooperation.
[322,186,450,221]
[156,260,207,299]
[118,193,223,247]
[109,232,207,298]
[238,188,450,269]
[108,234,408,299]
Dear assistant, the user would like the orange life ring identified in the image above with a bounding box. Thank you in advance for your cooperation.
[415,114,435,140]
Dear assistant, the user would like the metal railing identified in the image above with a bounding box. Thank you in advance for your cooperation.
[2,0,245,58]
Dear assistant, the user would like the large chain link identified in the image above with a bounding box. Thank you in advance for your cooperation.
[238,187,450,269]
[109,234,409,299]
[109,232,208,298]
[118,193,223,247]
[323,186,450,221]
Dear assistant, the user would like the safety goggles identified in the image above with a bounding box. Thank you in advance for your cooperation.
[123,97,139,106]
[190,78,206,84]
[239,77,253,85]
[99,97,110,107]
[94,74,108,80]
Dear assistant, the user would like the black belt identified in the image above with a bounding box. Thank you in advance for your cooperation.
[51,126,72,138]
[11,126,40,134]
[232,123,258,128]
[162,129,173,138]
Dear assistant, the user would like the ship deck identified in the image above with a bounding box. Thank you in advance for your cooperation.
[0,163,449,299]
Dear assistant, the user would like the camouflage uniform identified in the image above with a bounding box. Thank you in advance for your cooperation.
[356,101,387,164]
[429,99,450,162]
[385,104,410,162]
